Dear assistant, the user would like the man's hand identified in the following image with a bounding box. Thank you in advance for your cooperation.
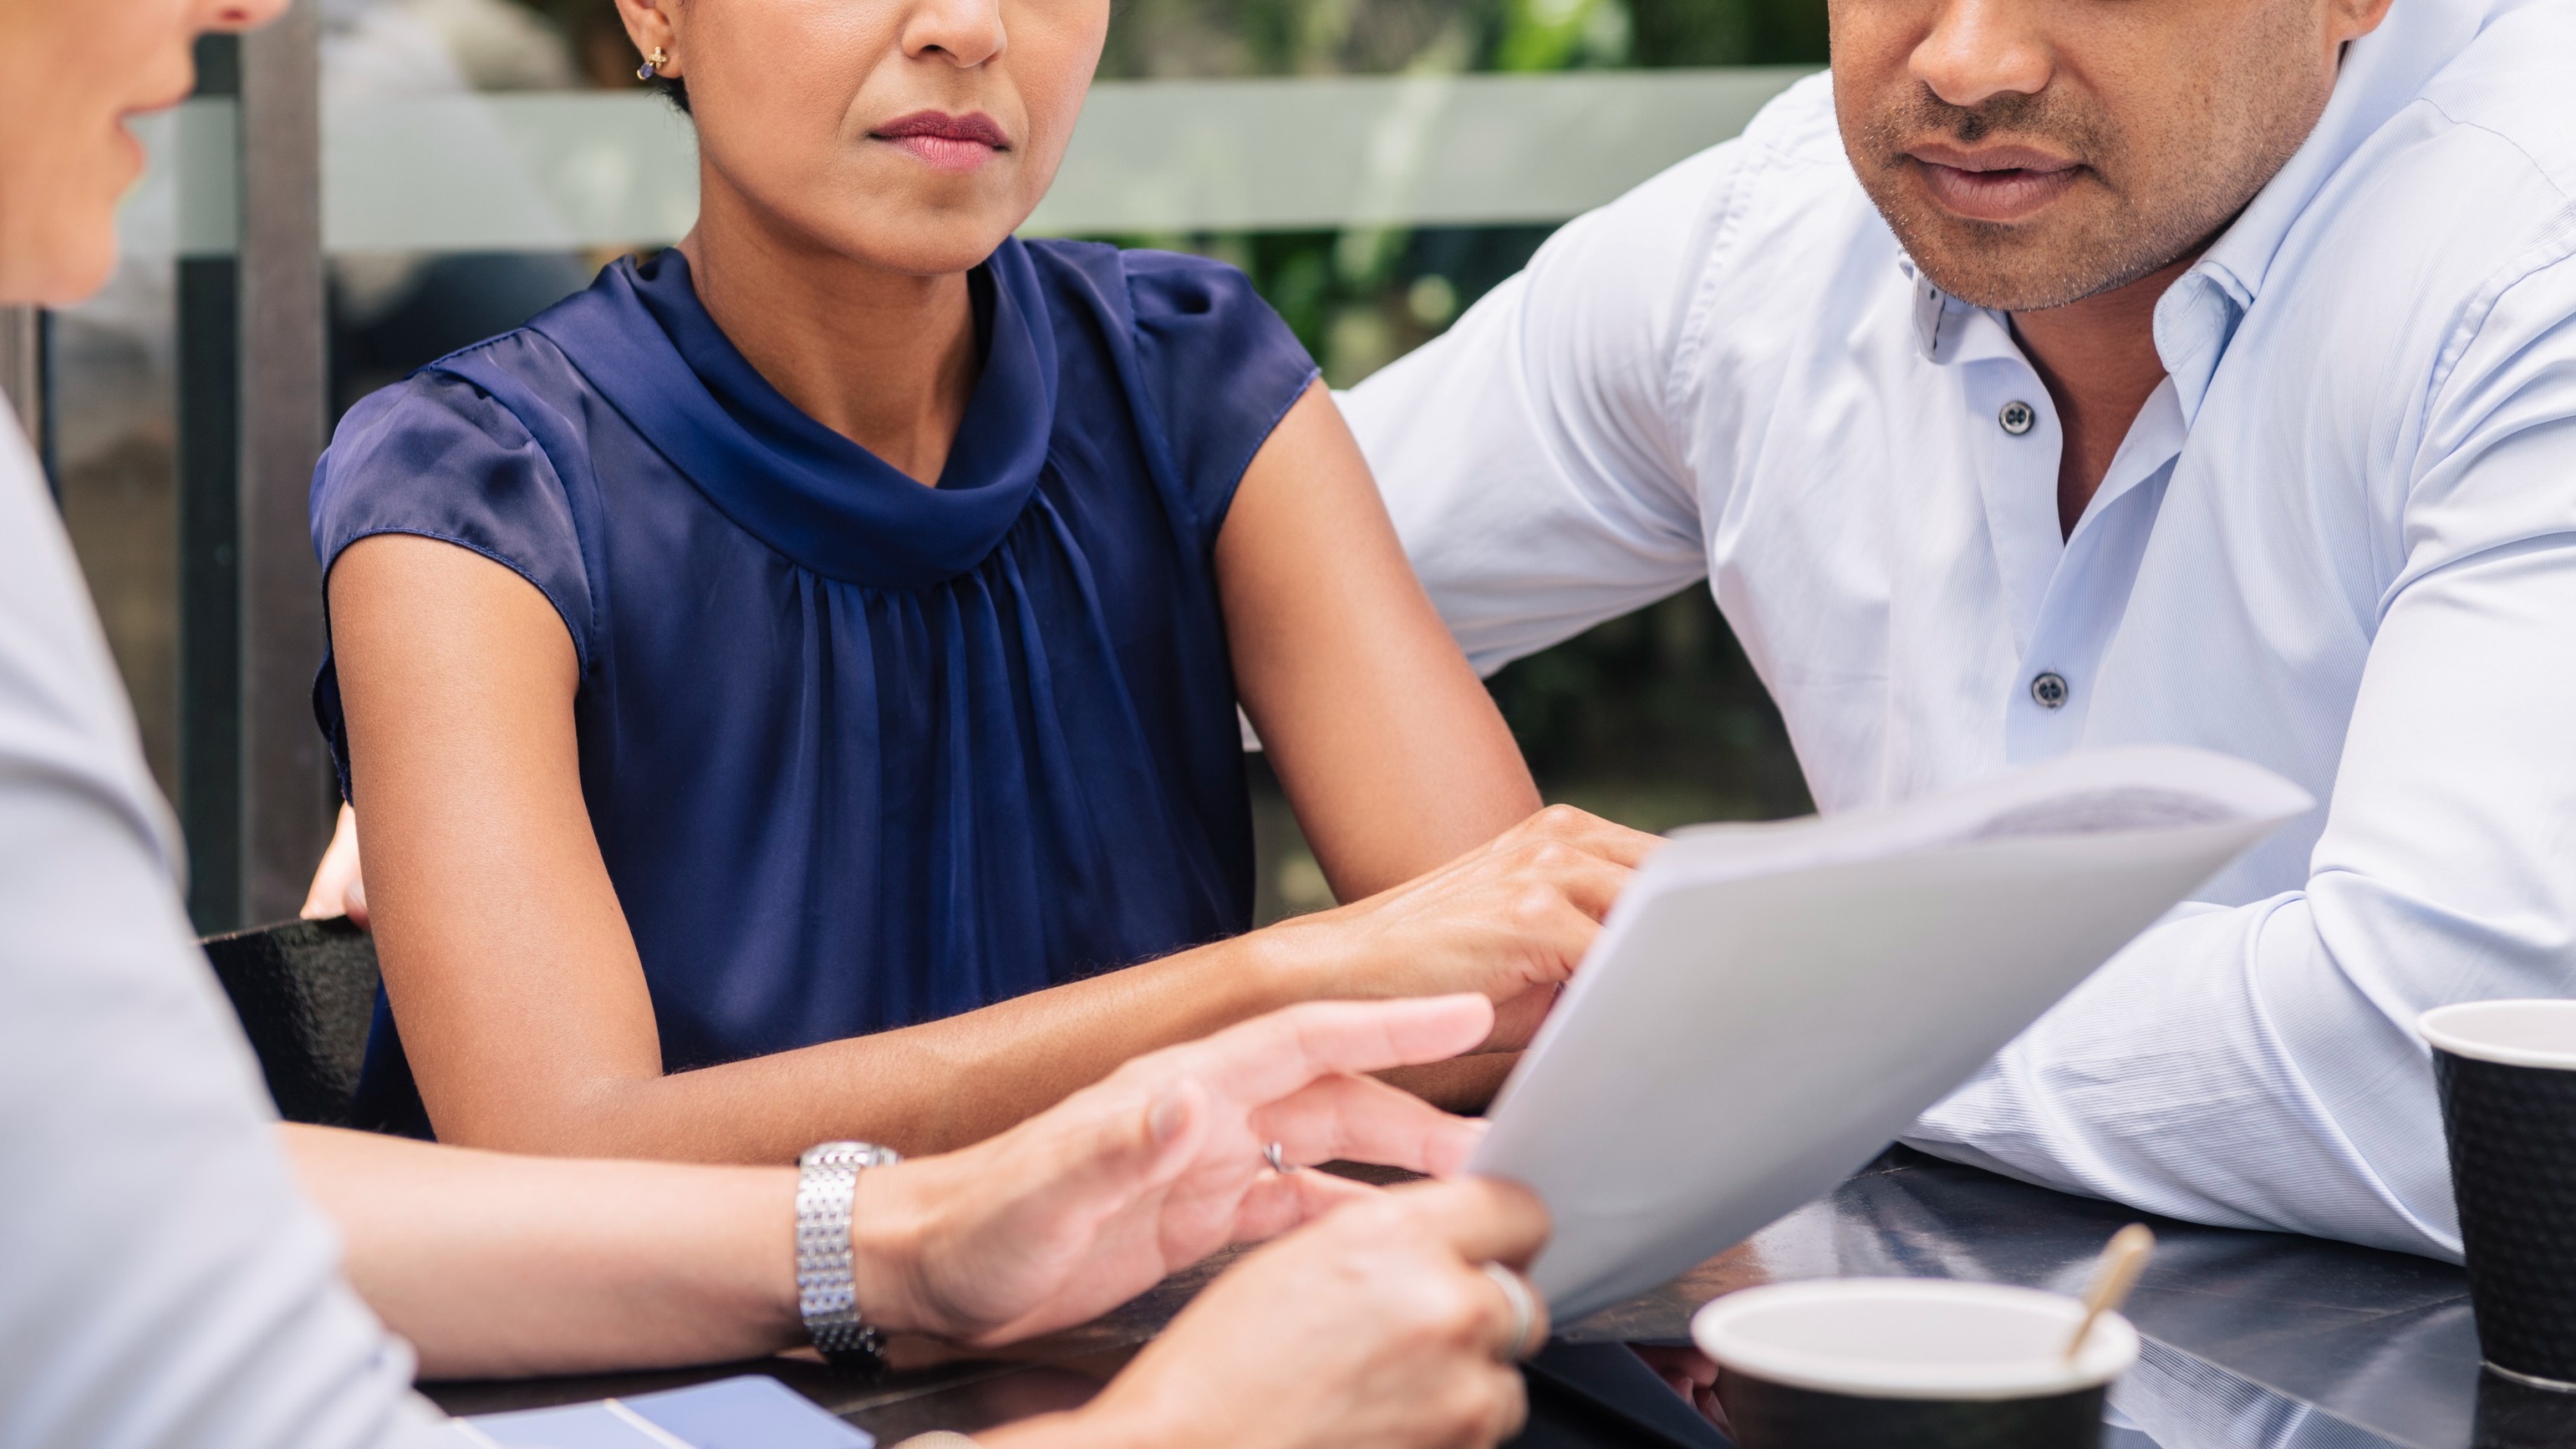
[990,1177,1552,1449]
[855,995,1498,1345]
[1264,805,1662,1050]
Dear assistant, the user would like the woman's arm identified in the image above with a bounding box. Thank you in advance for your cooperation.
[279,1124,801,1379]
[283,996,1509,1396]
[1215,384,1555,1109]
[328,534,1652,1162]
[1217,382,1541,902]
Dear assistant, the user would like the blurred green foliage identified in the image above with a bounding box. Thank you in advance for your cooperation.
[1097,0,1827,78]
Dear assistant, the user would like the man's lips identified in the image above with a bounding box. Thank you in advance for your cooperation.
[871,109,1010,174]
[1903,141,2083,223]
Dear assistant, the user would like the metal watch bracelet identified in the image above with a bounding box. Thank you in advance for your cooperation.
[797,1140,903,1368]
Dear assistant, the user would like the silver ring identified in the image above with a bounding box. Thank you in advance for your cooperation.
[1263,1141,1297,1174]
[1481,1261,1540,1361]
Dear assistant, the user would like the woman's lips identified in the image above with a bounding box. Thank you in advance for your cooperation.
[1906,144,2082,223]
[871,109,1010,175]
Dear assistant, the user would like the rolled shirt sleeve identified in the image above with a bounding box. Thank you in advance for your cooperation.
[1910,262,2576,1262]
[1342,145,1725,677]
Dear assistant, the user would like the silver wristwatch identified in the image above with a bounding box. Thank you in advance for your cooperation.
[797,1140,903,1367]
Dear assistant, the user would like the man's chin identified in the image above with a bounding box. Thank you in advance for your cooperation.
[1883,212,2143,314]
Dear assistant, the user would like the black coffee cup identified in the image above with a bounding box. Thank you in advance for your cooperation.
[2422,1000,2576,1392]
[1693,1279,2136,1449]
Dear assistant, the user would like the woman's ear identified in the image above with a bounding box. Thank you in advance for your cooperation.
[612,0,682,75]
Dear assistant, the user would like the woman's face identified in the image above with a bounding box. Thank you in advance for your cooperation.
[625,0,1111,275]
[0,0,283,306]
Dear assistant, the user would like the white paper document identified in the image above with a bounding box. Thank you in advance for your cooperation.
[1469,746,2312,1320]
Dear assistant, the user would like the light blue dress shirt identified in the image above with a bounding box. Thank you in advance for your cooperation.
[1347,0,2576,1261]
[0,414,456,1446]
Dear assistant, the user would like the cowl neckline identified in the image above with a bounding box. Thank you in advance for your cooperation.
[529,241,1060,589]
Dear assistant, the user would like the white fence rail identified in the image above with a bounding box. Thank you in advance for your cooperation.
[133,68,1814,256]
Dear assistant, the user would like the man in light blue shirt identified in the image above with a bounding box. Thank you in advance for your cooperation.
[1347,0,2576,1259]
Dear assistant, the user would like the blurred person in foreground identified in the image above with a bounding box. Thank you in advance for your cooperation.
[1351,0,2576,1277]
[0,8,1550,1447]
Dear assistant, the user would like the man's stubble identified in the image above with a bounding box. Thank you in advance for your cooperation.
[1843,0,2338,313]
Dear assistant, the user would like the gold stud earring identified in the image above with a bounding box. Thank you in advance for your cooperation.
[636,46,669,81]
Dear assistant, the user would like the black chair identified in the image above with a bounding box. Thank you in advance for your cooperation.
[200,917,380,1126]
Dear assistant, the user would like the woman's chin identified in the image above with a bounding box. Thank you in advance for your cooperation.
[0,218,119,309]
[835,216,1030,279]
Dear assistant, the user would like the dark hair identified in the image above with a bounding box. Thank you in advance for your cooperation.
[657,75,690,114]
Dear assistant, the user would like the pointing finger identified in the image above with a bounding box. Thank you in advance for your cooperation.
[1253,1071,1486,1178]
[1379,1177,1552,1269]
[1139,995,1497,1110]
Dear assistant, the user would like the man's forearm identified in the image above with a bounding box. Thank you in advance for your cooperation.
[279,1125,803,1378]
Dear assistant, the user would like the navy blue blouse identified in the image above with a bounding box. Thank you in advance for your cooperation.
[311,239,1319,1136]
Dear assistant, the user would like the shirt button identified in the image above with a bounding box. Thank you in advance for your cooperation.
[1999,400,2037,436]
[2030,672,2070,709]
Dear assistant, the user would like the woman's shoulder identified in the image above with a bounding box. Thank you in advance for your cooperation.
[313,328,603,653]
[1017,237,1285,333]
[1013,239,1317,541]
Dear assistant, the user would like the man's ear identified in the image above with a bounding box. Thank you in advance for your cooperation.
[2328,0,2395,46]
[612,0,682,75]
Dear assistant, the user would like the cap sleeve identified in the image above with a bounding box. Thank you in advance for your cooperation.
[308,369,595,802]
[1120,250,1321,543]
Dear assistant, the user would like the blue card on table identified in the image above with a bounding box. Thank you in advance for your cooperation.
[464,1375,874,1449]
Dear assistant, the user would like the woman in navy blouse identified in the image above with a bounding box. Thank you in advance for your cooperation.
[313,0,1652,1159]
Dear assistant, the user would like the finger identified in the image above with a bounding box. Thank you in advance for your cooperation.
[1383,1177,1551,1268]
[1490,897,1607,989]
[1253,1072,1485,1177]
[1630,1343,1718,1405]
[1516,847,1636,923]
[1478,1261,1545,1361]
[1013,1074,1209,1223]
[1482,1361,1532,1443]
[1149,995,1497,1110]
[1515,805,1665,869]
[1229,1165,1378,1241]
[1484,989,1557,1053]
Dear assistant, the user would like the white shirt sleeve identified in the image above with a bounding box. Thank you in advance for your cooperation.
[1909,260,2576,1262]
[0,419,459,1449]
[1342,145,1729,676]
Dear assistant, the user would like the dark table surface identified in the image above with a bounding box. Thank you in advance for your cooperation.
[424,1147,2576,1449]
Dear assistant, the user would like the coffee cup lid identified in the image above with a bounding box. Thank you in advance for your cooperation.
[2419,999,2576,1070]
[1691,1279,2138,1401]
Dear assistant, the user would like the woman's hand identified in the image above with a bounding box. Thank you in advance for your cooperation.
[988,1177,1552,1449]
[854,995,1496,1345]
[1265,805,1662,1051]
[299,803,369,927]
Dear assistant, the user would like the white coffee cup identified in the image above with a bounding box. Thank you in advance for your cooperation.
[1693,1279,2139,1448]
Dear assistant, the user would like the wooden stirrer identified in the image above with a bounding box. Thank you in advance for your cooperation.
[2066,1223,2156,1360]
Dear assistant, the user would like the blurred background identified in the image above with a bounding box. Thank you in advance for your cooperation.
[31,0,1822,933]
